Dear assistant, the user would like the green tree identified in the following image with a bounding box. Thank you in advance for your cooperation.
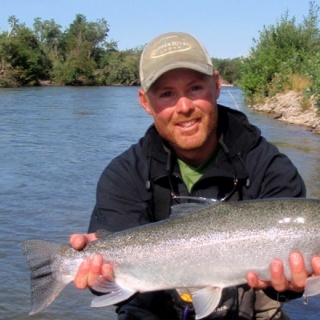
[98,45,142,86]
[212,57,242,84]
[239,1,320,107]
[0,16,51,86]
[51,14,109,85]
[33,18,62,59]
[0,14,146,87]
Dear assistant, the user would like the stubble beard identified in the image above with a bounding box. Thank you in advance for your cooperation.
[156,109,218,153]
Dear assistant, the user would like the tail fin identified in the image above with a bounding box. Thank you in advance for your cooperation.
[21,239,71,315]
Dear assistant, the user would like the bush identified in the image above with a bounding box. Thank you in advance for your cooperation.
[239,1,320,111]
[212,57,242,84]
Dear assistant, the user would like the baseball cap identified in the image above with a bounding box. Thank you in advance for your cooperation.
[139,32,214,91]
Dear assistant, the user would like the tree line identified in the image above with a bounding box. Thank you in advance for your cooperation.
[0,14,240,88]
[0,14,142,87]
[1,2,320,112]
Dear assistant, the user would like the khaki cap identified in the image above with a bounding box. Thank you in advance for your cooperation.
[139,32,214,91]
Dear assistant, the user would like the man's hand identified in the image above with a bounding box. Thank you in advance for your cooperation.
[70,233,114,290]
[246,252,320,292]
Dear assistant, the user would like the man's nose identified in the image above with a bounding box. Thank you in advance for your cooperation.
[176,96,194,113]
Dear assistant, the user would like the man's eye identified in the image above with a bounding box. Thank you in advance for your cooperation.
[160,91,172,98]
[191,85,202,91]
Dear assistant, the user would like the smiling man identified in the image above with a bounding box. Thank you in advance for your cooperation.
[139,68,219,167]
[70,32,320,319]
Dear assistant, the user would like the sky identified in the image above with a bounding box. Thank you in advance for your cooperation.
[0,0,318,59]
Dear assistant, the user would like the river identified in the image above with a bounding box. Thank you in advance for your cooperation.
[1,86,320,319]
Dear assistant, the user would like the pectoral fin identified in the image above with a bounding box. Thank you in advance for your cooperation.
[91,277,136,307]
[189,286,222,319]
[304,276,320,299]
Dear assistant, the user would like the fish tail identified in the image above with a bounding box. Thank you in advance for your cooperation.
[21,239,71,315]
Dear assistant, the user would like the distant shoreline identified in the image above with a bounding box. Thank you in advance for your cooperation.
[1,80,236,88]
[221,83,234,87]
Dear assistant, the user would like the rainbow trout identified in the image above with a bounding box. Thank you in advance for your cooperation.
[21,198,320,319]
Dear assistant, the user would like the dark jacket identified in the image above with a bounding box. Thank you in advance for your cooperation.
[88,105,306,319]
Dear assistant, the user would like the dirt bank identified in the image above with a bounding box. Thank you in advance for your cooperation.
[248,91,320,134]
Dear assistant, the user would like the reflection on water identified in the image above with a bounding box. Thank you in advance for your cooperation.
[274,141,317,153]
[0,86,319,319]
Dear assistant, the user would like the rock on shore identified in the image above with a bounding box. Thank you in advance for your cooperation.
[248,91,320,134]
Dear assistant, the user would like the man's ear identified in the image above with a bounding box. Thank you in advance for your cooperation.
[138,89,153,115]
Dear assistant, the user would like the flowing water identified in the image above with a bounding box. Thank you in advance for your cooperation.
[1,86,320,319]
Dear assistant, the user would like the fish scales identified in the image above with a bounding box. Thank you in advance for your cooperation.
[21,198,320,318]
[96,199,319,283]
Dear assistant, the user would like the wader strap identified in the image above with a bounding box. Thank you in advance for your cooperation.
[151,182,172,221]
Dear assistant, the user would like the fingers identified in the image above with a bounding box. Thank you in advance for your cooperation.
[269,252,307,292]
[70,234,87,250]
[246,272,269,289]
[288,252,307,292]
[70,233,112,291]
[88,254,104,287]
[70,233,98,250]
[74,258,92,289]
[102,263,115,280]
[269,259,289,292]
[311,256,320,276]
[74,254,106,290]
[248,252,309,292]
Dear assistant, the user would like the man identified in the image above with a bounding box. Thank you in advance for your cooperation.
[70,32,320,319]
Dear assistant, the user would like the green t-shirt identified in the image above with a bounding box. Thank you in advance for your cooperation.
[177,149,218,193]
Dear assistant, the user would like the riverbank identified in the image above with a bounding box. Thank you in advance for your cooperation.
[248,91,320,134]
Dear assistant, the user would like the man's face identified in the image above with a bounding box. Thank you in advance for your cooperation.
[139,68,221,161]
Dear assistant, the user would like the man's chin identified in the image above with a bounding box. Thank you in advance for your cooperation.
[171,138,204,151]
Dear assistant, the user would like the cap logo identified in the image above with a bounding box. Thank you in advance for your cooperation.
[151,36,191,58]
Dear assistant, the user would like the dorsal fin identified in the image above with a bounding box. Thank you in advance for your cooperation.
[95,229,113,239]
[171,196,217,218]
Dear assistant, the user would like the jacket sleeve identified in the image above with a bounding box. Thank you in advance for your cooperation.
[244,137,306,302]
[244,136,306,199]
[88,145,153,234]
